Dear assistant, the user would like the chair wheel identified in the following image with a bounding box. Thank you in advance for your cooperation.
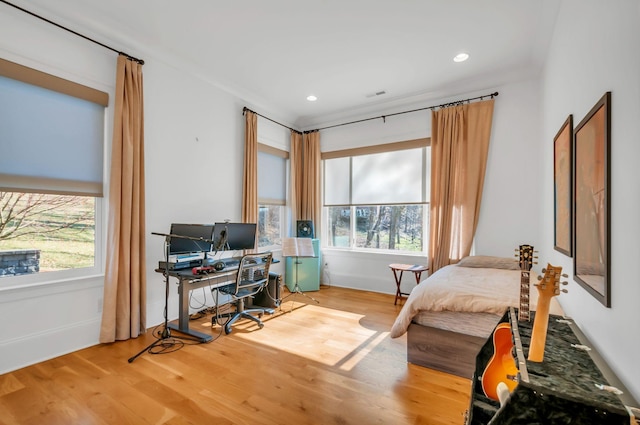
[224,326,232,335]
[258,313,263,318]
[259,323,264,329]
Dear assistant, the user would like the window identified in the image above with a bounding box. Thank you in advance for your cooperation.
[258,204,283,248]
[0,193,96,276]
[0,58,107,281]
[323,139,430,254]
[257,145,288,249]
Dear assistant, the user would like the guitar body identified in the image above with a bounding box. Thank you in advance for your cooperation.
[481,323,518,401]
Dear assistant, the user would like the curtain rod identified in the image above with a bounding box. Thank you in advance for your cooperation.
[242,107,301,134]
[310,91,498,132]
[244,91,498,134]
[0,0,145,65]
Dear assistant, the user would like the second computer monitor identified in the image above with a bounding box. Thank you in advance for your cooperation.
[213,222,257,251]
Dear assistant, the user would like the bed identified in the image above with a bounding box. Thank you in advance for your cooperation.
[390,255,564,378]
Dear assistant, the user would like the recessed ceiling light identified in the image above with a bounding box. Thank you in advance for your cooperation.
[453,53,469,63]
[306,95,317,101]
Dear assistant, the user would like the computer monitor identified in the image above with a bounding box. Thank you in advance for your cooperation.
[168,223,214,255]
[213,222,257,251]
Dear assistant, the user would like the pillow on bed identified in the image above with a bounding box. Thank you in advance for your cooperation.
[456,255,520,270]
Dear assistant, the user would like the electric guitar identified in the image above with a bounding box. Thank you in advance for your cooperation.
[481,245,535,401]
[528,264,568,362]
[481,322,519,401]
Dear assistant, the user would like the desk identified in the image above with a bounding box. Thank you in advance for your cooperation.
[388,263,428,305]
[158,267,238,342]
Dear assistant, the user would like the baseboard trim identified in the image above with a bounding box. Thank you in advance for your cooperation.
[0,317,100,374]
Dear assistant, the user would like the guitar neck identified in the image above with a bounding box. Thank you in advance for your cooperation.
[528,296,551,362]
[516,245,534,322]
[518,269,530,321]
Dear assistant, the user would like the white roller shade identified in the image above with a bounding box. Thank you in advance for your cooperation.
[258,150,286,204]
[324,147,426,206]
[324,157,350,205]
[0,75,105,196]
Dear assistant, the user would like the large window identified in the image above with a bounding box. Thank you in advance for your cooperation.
[323,139,429,254]
[257,145,288,249]
[0,58,107,281]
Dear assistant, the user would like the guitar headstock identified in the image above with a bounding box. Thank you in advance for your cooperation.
[535,264,568,299]
[516,244,537,271]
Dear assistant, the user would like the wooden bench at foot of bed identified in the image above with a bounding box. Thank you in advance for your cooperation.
[406,310,502,379]
[407,323,486,378]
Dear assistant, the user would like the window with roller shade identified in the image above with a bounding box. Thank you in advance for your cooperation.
[0,58,107,282]
[257,145,288,249]
[323,139,429,254]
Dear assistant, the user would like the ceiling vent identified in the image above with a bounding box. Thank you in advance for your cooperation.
[366,90,387,98]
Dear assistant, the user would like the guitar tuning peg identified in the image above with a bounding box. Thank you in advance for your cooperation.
[541,268,547,273]
[561,289,569,293]
[537,275,542,280]
[562,281,569,285]
[562,273,568,278]
[533,261,538,265]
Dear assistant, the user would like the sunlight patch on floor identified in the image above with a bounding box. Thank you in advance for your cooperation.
[234,302,387,370]
[337,331,389,371]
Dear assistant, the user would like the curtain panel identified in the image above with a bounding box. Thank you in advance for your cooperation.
[429,99,494,273]
[289,131,302,229]
[242,110,258,224]
[301,131,322,232]
[100,55,146,343]
[290,131,321,236]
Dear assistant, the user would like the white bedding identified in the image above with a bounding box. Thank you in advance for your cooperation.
[390,264,563,338]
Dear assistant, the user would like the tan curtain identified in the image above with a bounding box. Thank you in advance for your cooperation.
[291,131,321,235]
[100,55,146,343]
[242,110,258,224]
[429,99,494,273]
[289,130,302,228]
[302,131,322,231]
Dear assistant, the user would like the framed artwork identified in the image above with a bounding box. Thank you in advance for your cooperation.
[553,115,573,256]
[573,92,611,307]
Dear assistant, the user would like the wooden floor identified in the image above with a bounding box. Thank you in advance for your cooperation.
[0,286,471,425]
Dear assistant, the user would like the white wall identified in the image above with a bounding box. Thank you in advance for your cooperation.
[144,72,289,324]
[539,0,640,402]
[143,60,245,324]
[321,79,543,297]
[0,3,290,372]
[0,4,117,373]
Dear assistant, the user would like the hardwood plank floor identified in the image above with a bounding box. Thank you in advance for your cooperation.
[0,286,471,425]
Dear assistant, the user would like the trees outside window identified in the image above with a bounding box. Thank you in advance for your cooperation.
[0,192,95,276]
[324,141,429,254]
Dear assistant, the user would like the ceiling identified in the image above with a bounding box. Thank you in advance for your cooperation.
[13,0,560,129]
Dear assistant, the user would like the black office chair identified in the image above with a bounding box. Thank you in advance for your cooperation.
[214,252,274,334]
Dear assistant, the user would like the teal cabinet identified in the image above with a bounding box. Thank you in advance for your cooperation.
[285,239,321,292]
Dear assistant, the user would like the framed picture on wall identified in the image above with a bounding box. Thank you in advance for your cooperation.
[553,115,573,256]
[573,92,611,307]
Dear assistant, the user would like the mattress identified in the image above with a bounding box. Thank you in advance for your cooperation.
[390,260,564,338]
[411,310,502,339]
